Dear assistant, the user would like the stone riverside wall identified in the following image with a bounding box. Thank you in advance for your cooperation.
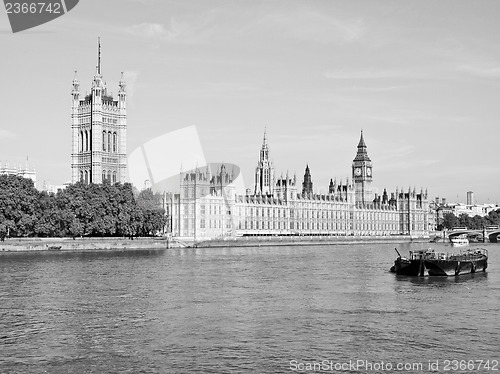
[194,235,427,248]
[0,235,428,252]
[0,237,171,252]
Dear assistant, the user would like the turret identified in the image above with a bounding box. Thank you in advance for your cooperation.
[254,128,275,196]
[329,178,334,194]
[302,164,313,195]
[118,71,126,109]
[71,70,80,105]
[382,188,388,204]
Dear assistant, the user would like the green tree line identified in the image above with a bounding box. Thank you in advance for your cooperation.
[440,209,500,230]
[0,175,167,239]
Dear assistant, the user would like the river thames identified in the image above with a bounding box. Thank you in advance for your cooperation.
[1,242,499,373]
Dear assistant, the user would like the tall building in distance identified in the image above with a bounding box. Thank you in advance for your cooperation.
[71,39,127,184]
[467,191,474,206]
[0,160,36,185]
[352,130,373,205]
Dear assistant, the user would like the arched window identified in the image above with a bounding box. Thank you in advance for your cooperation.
[112,171,117,184]
[84,170,89,184]
[108,131,112,152]
[102,170,106,182]
[107,171,111,182]
[80,130,84,152]
[80,170,84,182]
[84,130,89,152]
[102,131,106,151]
[113,132,117,153]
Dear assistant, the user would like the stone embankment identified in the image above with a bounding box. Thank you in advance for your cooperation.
[192,235,428,248]
[0,237,171,252]
[0,235,429,252]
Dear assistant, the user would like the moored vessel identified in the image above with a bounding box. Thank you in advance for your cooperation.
[390,248,488,276]
[451,234,469,247]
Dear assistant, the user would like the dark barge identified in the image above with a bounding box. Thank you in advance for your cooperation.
[390,248,488,276]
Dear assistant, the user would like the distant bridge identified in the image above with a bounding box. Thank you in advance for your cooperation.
[448,228,500,243]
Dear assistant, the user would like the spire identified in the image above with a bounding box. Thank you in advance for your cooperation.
[97,37,101,75]
[263,127,267,146]
[354,129,371,162]
[119,71,126,91]
[72,70,80,99]
[358,130,366,148]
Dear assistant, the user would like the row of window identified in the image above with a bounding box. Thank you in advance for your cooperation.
[77,117,117,125]
[77,130,119,153]
[103,117,118,124]
[238,220,400,231]
[102,131,118,153]
[102,170,118,183]
[79,130,91,152]
[78,170,118,184]
[79,170,90,184]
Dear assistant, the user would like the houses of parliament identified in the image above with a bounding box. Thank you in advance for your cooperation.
[70,42,429,239]
[170,131,430,239]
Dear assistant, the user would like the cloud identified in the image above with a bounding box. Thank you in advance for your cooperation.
[456,64,500,78]
[324,68,423,80]
[0,129,17,139]
[127,19,181,41]
[243,9,365,45]
[345,85,416,92]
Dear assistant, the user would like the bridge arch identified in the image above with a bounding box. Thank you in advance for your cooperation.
[447,230,482,240]
[488,230,500,243]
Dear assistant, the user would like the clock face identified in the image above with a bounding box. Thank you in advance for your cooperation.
[366,168,372,176]
[354,168,362,176]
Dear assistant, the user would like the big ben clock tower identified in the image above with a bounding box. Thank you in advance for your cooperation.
[352,130,373,205]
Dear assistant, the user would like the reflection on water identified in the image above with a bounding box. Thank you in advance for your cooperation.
[1,242,499,373]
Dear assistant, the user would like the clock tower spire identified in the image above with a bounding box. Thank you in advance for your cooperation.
[352,130,373,205]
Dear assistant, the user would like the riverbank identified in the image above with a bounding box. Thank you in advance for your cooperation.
[194,235,429,248]
[0,235,430,252]
[0,237,170,252]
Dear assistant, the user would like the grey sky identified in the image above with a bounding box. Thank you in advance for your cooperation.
[1,0,499,203]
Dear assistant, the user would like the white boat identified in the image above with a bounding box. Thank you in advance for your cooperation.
[451,234,469,247]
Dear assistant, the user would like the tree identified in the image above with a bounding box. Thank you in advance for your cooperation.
[442,213,458,230]
[457,213,471,229]
[0,175,39,237]
[112,183,138,237]
[34,191,60,237]
[0,176,169,238]
[470,215,485,230]
[486,209,500,227]
[135,188,167,236]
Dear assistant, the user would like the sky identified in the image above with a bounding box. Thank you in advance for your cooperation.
[1,0,499,204]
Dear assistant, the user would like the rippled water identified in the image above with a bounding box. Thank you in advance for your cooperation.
[1,243,499,373]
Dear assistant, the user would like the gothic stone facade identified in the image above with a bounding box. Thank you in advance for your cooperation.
[171,132,429,239]
[71,42,127,184]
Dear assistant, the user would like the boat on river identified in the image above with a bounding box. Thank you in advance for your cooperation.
[390,248,488,276]
[451,234,469,247]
